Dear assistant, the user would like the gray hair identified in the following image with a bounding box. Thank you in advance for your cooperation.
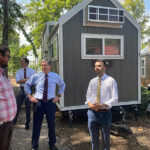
[41,59,52,65]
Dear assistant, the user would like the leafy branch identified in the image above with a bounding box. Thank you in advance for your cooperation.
[18,22,38,57]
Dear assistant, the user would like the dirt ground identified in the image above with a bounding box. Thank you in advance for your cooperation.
[56,112,150,150]
[10,107,150,150]
[10,78,150,150]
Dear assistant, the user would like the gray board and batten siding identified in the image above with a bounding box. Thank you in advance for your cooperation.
[62,0,139,107]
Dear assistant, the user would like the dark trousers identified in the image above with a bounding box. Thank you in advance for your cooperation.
[13,89,31,126]
[88,109,112,150]
[0,121,13,150]
[32,100,56,149]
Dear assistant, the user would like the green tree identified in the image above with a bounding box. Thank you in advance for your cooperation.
[119,0,150,48]
[8,44,21,76]
[0,25,2,43]
[25,0,82,50]
[7,31,25,75]
[0,0,38,56]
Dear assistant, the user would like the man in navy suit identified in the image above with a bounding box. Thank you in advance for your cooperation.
[25,59,65,150]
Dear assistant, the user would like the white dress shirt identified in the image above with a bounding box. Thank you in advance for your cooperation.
[86,73,118,108]
[16,67,35,87]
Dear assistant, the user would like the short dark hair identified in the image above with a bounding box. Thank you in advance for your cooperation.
[0,45,10,56]
[94,59,106,66]
[22,57,29,65]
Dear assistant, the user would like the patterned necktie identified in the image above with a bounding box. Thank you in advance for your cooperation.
[24,68,26,79]
[96,77,101,103]
[43,74,48,102]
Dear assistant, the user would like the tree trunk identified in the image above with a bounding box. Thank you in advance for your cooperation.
[2,0,9,46]
[2,0,9,78]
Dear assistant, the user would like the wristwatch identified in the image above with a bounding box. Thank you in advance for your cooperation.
[0,122,4,125]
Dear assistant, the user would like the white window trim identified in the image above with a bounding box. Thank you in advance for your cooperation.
[141,57,146,78]
[81,33,124,59]
[88,5,124,24]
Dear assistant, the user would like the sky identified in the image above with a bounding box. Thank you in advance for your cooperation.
[16,0,150,12]
[16,0,30,4]
[144,0,150,14]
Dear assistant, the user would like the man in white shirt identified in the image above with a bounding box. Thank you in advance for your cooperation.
[13,58,35,130]
[86,60,118,150]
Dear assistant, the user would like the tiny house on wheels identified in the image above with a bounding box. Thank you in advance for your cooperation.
[42,0,141,112]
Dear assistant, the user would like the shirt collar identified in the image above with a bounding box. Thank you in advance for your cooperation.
[42,71,51,76]
[23,67,28,70]
[101,73,107,80]
[97,73,107,80]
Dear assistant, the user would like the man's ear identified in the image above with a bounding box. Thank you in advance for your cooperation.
[0,53,2,59]
[49,64,52,68]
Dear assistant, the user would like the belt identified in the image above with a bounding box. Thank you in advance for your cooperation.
[37,98,53,101]
[96,109,108,112]
[89,108,109,112]
[0,121,11,126]
[20,87,24,91]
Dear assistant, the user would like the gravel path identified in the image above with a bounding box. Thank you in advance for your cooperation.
[11,86,150,150]
[11,108,70,150]
[11,85,70,150]
[10,106,150,150]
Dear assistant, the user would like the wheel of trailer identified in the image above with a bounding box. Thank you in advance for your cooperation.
[145,104,150,123]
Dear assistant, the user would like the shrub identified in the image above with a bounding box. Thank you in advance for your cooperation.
[140,87,150,114]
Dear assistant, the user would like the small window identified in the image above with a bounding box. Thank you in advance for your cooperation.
[119,10,124,16]
[109,16,118,21]
[105,39,120,55]
[119,17,123,22]
[109,9,118,15]
[89,7,97,13]
[99,8,108,14]
[52,40,57,58]
[81,33,124,59]
[49,36,58,60]
[141,58,146,78]
[88,5,124,23]
[86,38,102,55]
[99,15,108,21]
[89,14,98,20]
